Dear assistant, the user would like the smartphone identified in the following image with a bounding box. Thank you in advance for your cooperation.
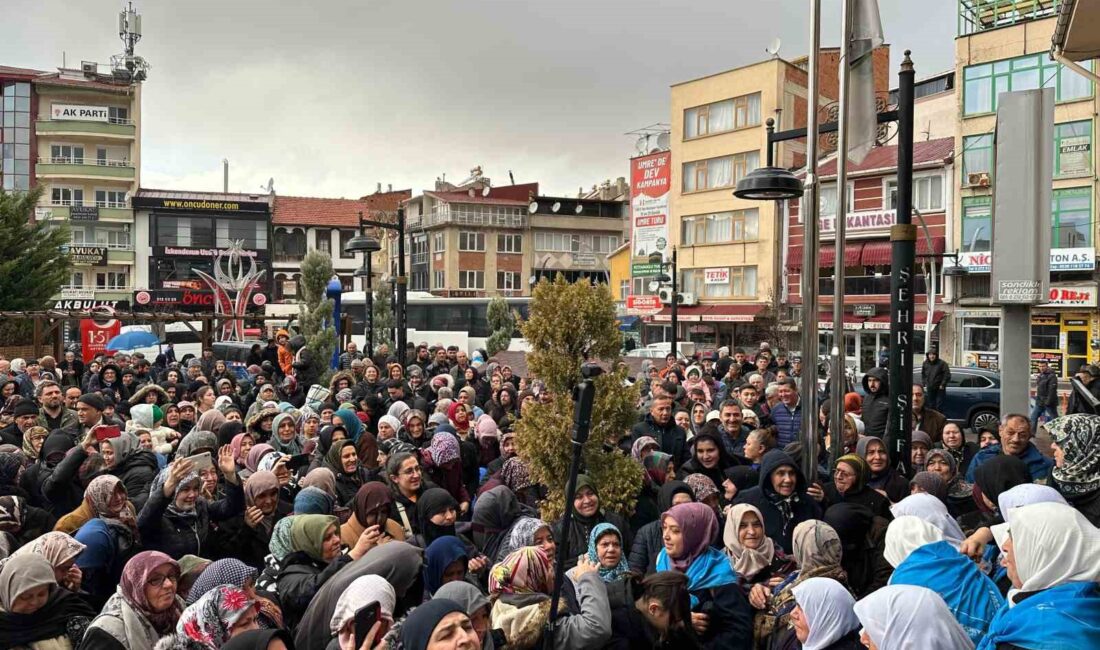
[286,453,311,472]
[185,451,213,471]
[354,601,381,648]
[93,425,122,443]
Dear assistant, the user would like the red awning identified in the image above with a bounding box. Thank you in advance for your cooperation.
[787,246,804,270]
[917,236,946,256]
[859,236,946,266]
[651,303,765,323]
[804,242,866,269]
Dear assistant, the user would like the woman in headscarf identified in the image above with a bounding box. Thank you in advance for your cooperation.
[632,451,675,533]
[425,535,471,597]
[171,584,259,649]
[19,425,48,466]
[376,414,402,443]
[474,414,500,468]
[71,476,140,608]
[923,448,978,519]
[754,519,848,647]
[553,475,632,572]
[245,406,278,444]
[401,599,481,650]
[70,431,159,515]
[937,422,978,479]
[723,503,795,597]
[215,470,286,569]
[822,503,891,599]
[0,493,55,548]
[564,523,632,612]
[11,531,85,592]
[498,457,540,510]
[1046,413,1100,526]
[732,450,822,554]
[176,429,220,461]
[330,409,362,445]
[629,480,694,574]
[682,473,721,516]
[186,559,282,631]
[958,453,1034,540]
[787,577,862,650]
[822,454,892,520]
[196,410,228,441]
[80,551,185,650]
[322,440,371,508]
[489,546,612,650]
[472,485,530,563]
[677,431,738,502]
[327,575,396,650]
[340,481,404,546]
[421,431,470,512]
[447,401,471,438]
[497,516,555,566]
[243,444,274,477]
[855,436,909,504]
[267,413,304,457]
[980,502,1100,650]
[414,487,465,549]
[889,492,966,548]
[0,450,27,498]
[655,502,748,649]
[26,432,78,515]
[853,585,975,650]
[0,553,96,649]
[436,581,495,650]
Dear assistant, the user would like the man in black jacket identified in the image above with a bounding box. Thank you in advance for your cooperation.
[1030,358,1060,429]
[630,395,689,464]
[861,367,890,438]
[921,349,951,411]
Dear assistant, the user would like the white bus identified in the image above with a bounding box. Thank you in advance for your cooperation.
[340,292,531,354]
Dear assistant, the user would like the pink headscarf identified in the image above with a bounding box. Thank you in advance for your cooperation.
[661,502,718,571]
[122,551,183,634]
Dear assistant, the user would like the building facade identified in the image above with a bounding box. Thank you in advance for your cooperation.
[949,4,1099,376]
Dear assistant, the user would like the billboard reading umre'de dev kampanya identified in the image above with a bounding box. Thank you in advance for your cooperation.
[630,151,671,278]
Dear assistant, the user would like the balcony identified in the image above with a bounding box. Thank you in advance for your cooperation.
[820,274,930,296]
[37,204,133,222]
[37,157,135,181]
[958,0,1059,36]
[36,119,136,139]
[411,251,430,265]
[424,208,527,229]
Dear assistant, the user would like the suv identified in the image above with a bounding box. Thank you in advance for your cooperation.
[212,341,265,381]
[914,366,1000,431]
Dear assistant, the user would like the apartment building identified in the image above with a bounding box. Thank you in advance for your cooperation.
[0,64,142,310]
[950,1,1099,376]
[652,48,890,351]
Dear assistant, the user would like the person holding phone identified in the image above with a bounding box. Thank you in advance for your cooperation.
[328,575,396,650]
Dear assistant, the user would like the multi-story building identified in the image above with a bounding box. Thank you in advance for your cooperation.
[782,137,955,375]
[0,63,142,310]
[270,186,409,303]
[949,1,1099,376]
[654,47,890,351]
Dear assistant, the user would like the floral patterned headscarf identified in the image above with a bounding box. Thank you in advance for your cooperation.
[488,546,553,597]
[587,523,630,583]
[428,431,461,466]
[177,584,256,649]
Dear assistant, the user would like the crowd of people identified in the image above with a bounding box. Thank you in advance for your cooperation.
[0,336,1096,650]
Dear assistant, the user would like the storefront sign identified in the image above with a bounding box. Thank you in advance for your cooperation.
[80,316,120,363]
[572,253,597,266]
[630,151,671,277]
[69,206,100,221]
[626,295,662,316]
[997,280,1044,303]
[701,314,755,322]
[703,268,729,284]
[963,351,1000,370]
[133,196,271,213]
[688,324,715,334]
[1030,351,1063,376]
[51,103,110,122]
[631,262,661,276]
[819,209,897,235]
[54,299,129,311]
[67,245,108,266]
[652,314,701,322]
[133,288,267,313]
[1058,136,1091,177]
[60,288,95,300]
[1041,282,1097,308]
[853,304,877,317]
[960,247,1095,273]
[153,246,262,258]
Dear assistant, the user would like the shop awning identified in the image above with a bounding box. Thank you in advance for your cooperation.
[788,243,865,270]
[859,236,946,266]
[649,304,765,323]
[865,310,946,331]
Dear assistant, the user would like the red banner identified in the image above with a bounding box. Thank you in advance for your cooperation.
[80,318,121,363]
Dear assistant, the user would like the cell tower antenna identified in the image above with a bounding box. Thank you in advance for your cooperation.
[111,2,150,83]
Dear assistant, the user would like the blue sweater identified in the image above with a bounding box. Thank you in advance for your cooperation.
[965,444,1053,483]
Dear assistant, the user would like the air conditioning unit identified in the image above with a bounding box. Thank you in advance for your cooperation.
[967,172,990,187]
[81,61,97,77]
[679,292,698,306]
[658,288,698,306]
[658,287,675,305]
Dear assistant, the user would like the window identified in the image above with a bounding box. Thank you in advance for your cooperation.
[815,183,853,217]
[1054,120,1092,178]
[619,280,629,300]
[683,93,761,138]
[533,232,619,253]
[108,106,129,124]
[681,209,758,246]
[1052,187,1091,248]
[459,270,484,289]
[95,271,129,290]
[2,82,32,190]
[682,152,759,192]
[50,186,83,206]
[433,270,445,289]
[730,266,758,298]
[216,219,267,249]
[432,232,446,252]
[962,196,992,252]
[274,229,306,258]
[95,189,126,208]
[337,230,356,258]
[963,317,999,352]
[314,229,332,254]
[497,271,519,291]
[679,266,756,298]
[96,147,108,166]
[280,277,299,300]
[69,271,84,288]
[962,134,994,181]
[914,175,944,211]
[50,144,84,164]
[963,55,1094,115]
[497,233,522,253]
[73,226,130,249]
[459,231,485,251]
[156,216,215,247]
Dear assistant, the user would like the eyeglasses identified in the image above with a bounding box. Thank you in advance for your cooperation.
[833,469,856,479]
[400,466,422,476]
[147,572,179,587]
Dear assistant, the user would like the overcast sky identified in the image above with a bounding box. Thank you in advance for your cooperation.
[4,1,957,198]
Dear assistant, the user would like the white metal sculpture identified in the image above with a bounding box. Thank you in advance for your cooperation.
[194,240,266,342]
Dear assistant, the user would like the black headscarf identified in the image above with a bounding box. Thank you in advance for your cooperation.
[217,421,244,449]
[416,487,459,546]
[222,629,295,650]
[40,431,74,466]
[657,480,695,512]
[471,485,526,561]
[974,454,1032,514]
[724,466,760,495]
[401,598,466,650]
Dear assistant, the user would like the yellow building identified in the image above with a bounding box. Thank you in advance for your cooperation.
[607,241,632,304]
[950,3,1099,377]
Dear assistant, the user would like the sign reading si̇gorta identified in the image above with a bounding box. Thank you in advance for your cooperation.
[991,89,1052,305]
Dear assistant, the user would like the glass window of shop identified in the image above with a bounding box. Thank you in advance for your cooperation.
[1052,187,1091,248]
[156,215,267,249]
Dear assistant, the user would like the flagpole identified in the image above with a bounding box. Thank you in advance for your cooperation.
[829,0,854,465]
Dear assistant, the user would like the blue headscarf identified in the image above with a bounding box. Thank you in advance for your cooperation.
[401,598,466,650]
[293,486,334,515]
[976,582,1100,650]
[423,535,468,596]
[333,408,363,443]
[587,523,630,583]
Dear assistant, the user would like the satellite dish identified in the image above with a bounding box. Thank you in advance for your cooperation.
[766,37,782,58]
[528,201,539,214]
[574,203,584,214]
[656,133,670,151]
[482,186,491,197]
[551,202,561,213]
[635,136,648,156]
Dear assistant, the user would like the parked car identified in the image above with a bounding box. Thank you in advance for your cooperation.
[914,366,1000,431]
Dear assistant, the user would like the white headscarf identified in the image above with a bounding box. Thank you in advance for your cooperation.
[883,516,946,568]
[792,577,860,650]
[854,585,975,650]
[723,504,776,580]
[889,493,965,546]
[329,575,397,650]
[996,483,1067,515]
[991,502,1100,606]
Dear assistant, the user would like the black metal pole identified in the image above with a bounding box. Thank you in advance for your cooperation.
[765,118,776,167]
[546,380,595,648]
[396,208,408,368]
[365,254,374,359]
[670,247,678,359]
[887,51,916,478]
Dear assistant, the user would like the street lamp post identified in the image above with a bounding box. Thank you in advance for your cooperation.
[351,209,408,367]
[649,249,679,358]
[346,232,382,358]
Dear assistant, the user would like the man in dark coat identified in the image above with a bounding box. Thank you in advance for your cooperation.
[733,449,822,553]
[1030,358,1060,429]
[920,349,951,411]
[861,367,890,438]
[911,384,947,444]
[630,395,689,465]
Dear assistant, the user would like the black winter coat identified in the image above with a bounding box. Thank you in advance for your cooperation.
[631,415,689,465]
[1035,369,1059,407]
[136,479,245,558]
[46,446,160,514]
[733,450,822,554]
[921,357,951,390]
[860,368,890,437]
[277,551,353,630]
[692,581,753,650]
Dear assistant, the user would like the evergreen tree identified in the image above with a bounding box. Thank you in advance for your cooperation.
[0,187,71,309]
[371,285,395,352]
[514,274,641,520]
[485,295,515,355]
[298,250,338,386]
